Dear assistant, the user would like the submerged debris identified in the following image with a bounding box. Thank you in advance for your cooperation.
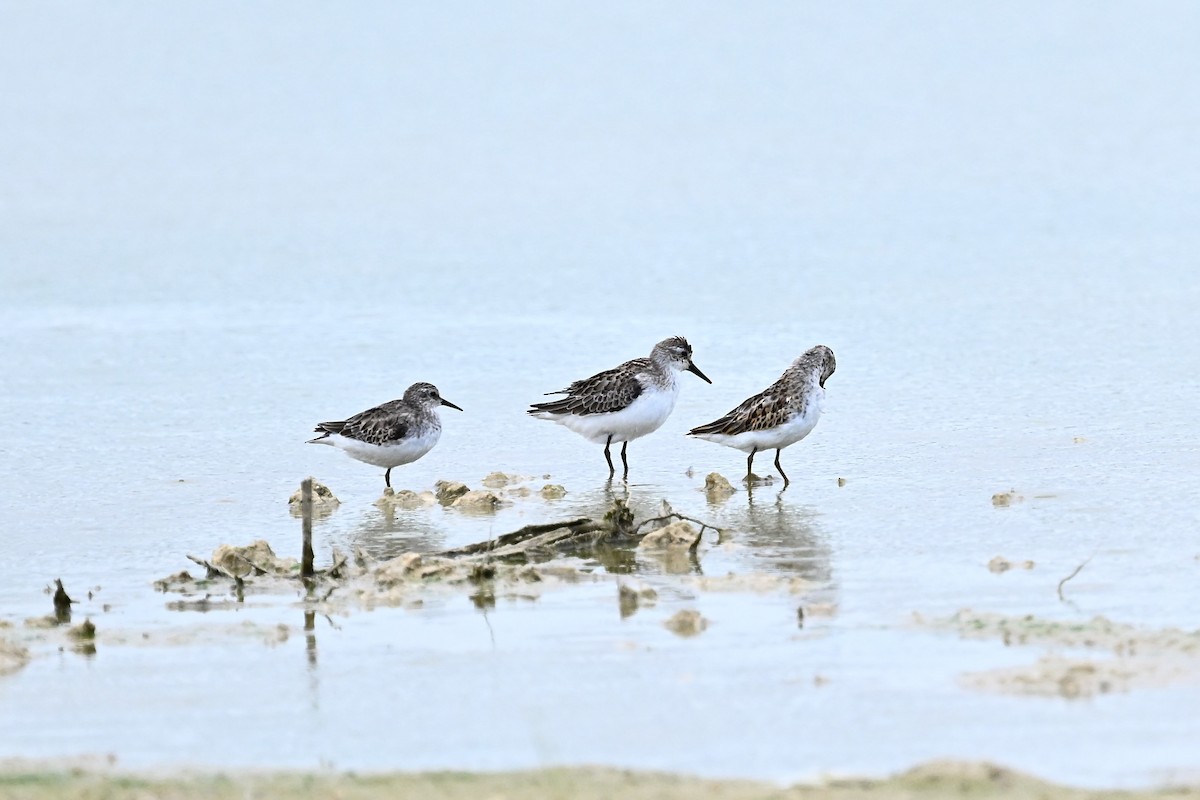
[0,634,30,677]
[481,471,531,488]
[68,619,96,641]
[67,618,97,655]
[987,556,1035,574]
[963,656,1161,699]
[618,583,659,619]
[928,609,1200,654]
[540,484,567,500]
[153,497,730,615]
[52,579,74,623]
[376,489,437,510]
[920,609,1200,697]
[991,489,1024,506]
[664,609,708,637]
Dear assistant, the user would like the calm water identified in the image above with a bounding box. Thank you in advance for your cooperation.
[2,1,1199,787]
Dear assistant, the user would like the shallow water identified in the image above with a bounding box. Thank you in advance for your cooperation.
[3,0,1200,788]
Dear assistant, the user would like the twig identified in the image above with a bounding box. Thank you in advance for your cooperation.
[320,548,348,579]
[232,553,270,576]
[633,502,721,554]
[187,554,234,580]
[633,513,721,538]
[1057,553,1096,601]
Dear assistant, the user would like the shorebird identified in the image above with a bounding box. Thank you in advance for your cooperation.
[688,345,835,487]
[307,382,462,488]
[528,336,712,478]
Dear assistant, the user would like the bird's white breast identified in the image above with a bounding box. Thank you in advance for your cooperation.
[550,380,680,444]
[327,427,442,468]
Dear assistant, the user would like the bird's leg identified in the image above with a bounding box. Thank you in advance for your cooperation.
[604,436,615,477]
[620,441,629,479]
[746,448,757,483]
[774,449,789,487]
[385,467,392,489]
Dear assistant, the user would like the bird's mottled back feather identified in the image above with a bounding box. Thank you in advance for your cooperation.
[314,400,414,446]
[528,358,649,416]
[688,379,799,436]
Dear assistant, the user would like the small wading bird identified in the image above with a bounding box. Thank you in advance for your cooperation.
[528,336,712,478]
[688,345,836,487]
[308,382,462,488]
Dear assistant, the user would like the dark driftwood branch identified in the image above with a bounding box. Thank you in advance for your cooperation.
[438,500,719,561]
[438,518,606,559]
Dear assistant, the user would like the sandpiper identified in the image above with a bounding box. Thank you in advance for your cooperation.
[308,382,462,488]
[688,345,835,487]
[528,336,712,478]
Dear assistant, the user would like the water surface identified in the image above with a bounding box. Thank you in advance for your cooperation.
[2,1,1199,788]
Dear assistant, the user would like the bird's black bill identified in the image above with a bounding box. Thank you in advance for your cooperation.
[686,361,713,384]
[441,398,464,411]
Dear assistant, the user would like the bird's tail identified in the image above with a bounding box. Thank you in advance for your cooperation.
[307,420,346,444]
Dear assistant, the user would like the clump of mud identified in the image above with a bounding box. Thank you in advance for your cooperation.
[451,490,503,513]
[434,480,470,505]
[540,484,567,500]
[638,520,700,550]
[211,541,299,578]
[288,478,340,517]
[703,472,736,501]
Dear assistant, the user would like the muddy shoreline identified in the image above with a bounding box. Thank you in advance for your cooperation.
[0,760,1195,799]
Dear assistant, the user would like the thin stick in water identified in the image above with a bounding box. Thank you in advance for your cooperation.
[301,477,315,579]
[1057,553,1095,601]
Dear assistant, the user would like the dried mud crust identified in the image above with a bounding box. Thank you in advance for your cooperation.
[919,609,1200,698]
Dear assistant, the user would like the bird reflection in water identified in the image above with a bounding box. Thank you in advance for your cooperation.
[707,483,834,587]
